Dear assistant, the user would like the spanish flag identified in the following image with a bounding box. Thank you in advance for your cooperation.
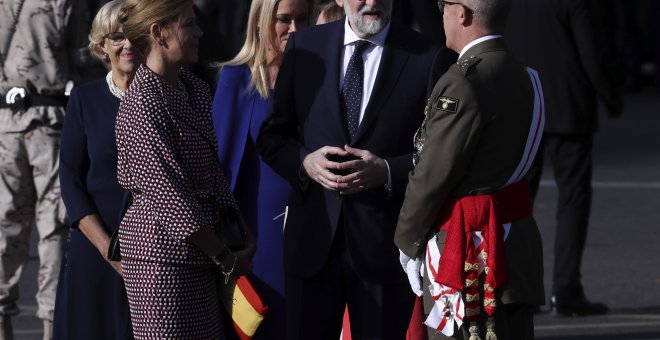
[219,276,269,339]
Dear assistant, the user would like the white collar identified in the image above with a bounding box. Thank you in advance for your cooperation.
[459,35,502,59]
[343,17,390,47]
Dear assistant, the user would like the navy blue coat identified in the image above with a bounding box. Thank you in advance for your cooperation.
[54,78,132,340]
[257,21,440,284]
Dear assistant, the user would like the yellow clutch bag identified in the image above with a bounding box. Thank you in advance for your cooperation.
[218,276,268,339]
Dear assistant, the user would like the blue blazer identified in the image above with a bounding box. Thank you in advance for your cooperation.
[212,65,257,190]
[258,20,443,284]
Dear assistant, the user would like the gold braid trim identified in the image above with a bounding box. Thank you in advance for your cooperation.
[466,278,478,287]
[483,298,497,307]
[484,266,490,274]
[465,293,480,302]
[486,317,497,340]
[465,262,480,271]
[480,250,488,261]
[484,283,494,291]
[469,322,482,340]
[466,307,481,317]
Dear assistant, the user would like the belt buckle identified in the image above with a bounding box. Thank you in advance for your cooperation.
[5,87,29,112]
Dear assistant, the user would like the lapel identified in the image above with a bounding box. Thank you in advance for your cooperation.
[323,21,350,143]
[352,23,409,144]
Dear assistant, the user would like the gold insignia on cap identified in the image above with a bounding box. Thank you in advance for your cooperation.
[435,96,459,113]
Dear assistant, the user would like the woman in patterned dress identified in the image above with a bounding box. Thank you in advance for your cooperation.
[116,0,256,338]
[55,1,137,339]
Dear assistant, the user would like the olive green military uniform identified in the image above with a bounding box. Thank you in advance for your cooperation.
[0,0,88,326]
[394,38,545,339]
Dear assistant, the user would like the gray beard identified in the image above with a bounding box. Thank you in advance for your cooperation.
[345,5,391,37]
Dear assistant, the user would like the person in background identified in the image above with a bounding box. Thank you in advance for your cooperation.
[211,0,313,338]
[0,1,90,339]
[194,0,253,60]
[54,1,139,339]
[315,0,343,25]
[505,0,622,316]
[116,0,256,338]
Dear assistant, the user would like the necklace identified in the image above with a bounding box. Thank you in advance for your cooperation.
[106,72,125,99]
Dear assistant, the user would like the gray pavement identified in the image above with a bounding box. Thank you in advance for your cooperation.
[10,89,660,339]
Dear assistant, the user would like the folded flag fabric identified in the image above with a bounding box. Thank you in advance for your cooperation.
[218,276,268,339]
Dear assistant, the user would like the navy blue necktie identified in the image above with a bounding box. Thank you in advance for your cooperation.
[342,40,371,139]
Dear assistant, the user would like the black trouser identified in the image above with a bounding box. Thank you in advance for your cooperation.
[529,134,593,299]
[285,223,415,340]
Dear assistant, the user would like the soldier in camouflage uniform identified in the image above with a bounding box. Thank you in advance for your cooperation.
[0,1,91,339]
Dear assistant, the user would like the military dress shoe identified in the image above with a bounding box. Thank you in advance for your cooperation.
[550,295,608,316]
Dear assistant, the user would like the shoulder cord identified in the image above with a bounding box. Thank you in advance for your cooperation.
[1,0,27,82]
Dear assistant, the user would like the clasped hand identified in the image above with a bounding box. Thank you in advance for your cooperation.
[302,145,388,195]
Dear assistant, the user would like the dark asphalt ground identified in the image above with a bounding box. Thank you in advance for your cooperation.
[11,89,660,339]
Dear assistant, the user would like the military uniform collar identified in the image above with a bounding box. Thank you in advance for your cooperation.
[455,36,507,72]
[459,35,502,59]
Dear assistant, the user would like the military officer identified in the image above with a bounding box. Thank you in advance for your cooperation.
[395,0,545,338]
[0,1,91,339]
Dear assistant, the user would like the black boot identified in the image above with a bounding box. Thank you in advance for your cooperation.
[550,294,608,316]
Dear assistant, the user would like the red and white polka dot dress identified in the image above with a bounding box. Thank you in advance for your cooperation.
[116,65,236,339]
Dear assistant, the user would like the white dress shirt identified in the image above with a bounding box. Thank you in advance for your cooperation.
[339,19,393,191]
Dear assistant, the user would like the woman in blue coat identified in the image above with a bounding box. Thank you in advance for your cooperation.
[211,0,314,338]
[54,1,140,338]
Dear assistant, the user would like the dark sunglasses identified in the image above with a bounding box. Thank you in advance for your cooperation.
[104,32,127,46]
[437,0,474,14]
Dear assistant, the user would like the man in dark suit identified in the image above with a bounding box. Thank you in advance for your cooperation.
[257,0,441,338]
[394,0,545,338]
[505,0,622,316]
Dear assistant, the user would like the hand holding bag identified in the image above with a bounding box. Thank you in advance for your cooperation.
[216,207,247,251]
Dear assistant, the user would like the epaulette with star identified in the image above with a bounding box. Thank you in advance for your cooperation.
[456,55,482,74]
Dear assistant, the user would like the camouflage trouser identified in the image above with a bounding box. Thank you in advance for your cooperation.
[0,125,66,321]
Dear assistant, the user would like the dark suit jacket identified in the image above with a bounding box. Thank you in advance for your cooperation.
[504,0,621,134]
[257,20,439,284]
[395,38,545,305]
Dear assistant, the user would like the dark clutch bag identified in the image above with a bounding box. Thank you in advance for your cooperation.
[217,207,247,252]
[107,229,121,261]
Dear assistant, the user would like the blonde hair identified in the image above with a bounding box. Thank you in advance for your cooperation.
[221,0,314,99]
[89,0,125,63]
[119,0,192,57]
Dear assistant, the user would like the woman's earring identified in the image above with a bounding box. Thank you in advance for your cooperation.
[103,53,110,62]
[158,39,165,46]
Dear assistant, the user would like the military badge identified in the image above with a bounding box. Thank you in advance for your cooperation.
[435,96,459,113]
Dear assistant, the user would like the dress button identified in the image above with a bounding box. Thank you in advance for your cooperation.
[413,240,421,247]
